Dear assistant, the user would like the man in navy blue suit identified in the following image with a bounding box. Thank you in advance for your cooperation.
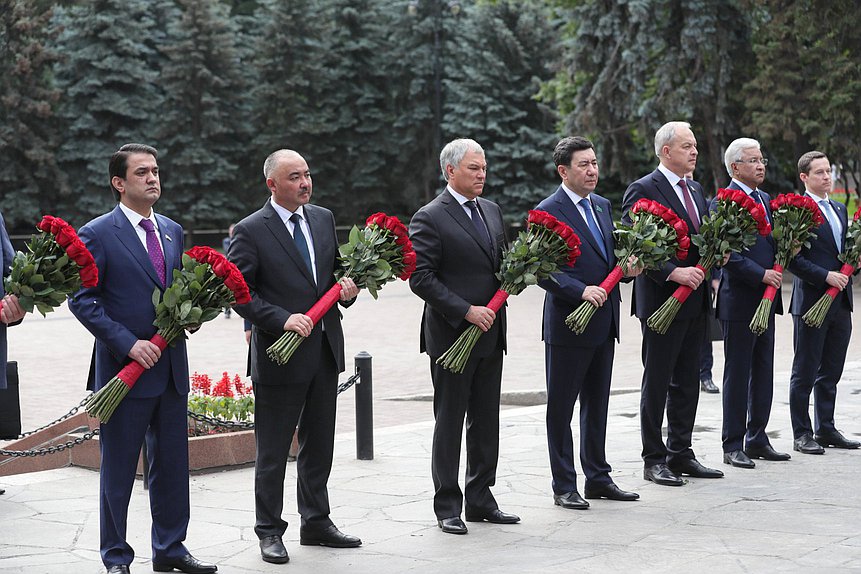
[0,211,27,497]
[788,151,860,454]
[715,137,791,469]
[537,137,642,509]
[69,144,216,574]
[622,121,724,487]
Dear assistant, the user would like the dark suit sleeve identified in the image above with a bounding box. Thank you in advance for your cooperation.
[228,219,293,335]
[67,224,139,361]
[409,207,472,326]
[789,250,829,288]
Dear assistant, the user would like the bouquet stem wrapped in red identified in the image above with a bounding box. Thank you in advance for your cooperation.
[567,198,689,335]
[266,212,416,366]
[803,205,861,327]
[85,247,251,423]
[750,193,823,335]
[646,188,771,334]
[2,215,98,315]
[437,210,580,373]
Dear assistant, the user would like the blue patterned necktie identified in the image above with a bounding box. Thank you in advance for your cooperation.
[819,199,843,250]
[289,213,314,275]
[581,198,608,260]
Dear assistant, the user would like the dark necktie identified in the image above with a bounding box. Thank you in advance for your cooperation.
[678,178,700,233]
[289,213,314,275]
[138,218,165,286]
[465,200,491,249]
[751,190,770,224]
[582,198,608,260]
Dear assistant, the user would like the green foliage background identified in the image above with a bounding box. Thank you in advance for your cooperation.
[1,0,858,231]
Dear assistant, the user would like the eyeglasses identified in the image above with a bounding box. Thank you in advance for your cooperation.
[735,158,769,166]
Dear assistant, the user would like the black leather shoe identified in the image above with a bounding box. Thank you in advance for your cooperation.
[643,464,683,486]
[106,566,130,574]
[437,516,468,534]
[553,491,590,509]
[745,444,791,461]
[723,449,755,468]
[464,508,520,523]
[794,433,825,455]
[584,483,639,501]
[700,378,719,393]
[259,535,289,564]
[669,458,724,478]
[300,525,362,548]
[815,430,861,449]
[152,554,217,574]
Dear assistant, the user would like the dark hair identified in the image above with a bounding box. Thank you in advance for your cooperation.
[797,150,828,176]
[109,143,158,201]
[553,136,594,168]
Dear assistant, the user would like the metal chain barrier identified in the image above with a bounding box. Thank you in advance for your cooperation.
[1,369,364,457]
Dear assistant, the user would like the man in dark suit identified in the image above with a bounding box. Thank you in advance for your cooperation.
[537,137,642,510]
[409,138,518,535]
[621,121,724,487]
[715,137,791,469]
[788,150,860,454]
[69,144,216,574]
[0,211,26,497]
[229,149,361,564]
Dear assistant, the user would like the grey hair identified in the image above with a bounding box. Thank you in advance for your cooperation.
[724,138,761,176]
[263,149,301,179]
[654,121,691,158]
[439,138,484,181]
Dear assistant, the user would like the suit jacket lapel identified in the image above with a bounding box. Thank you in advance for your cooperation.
[442,190,494,261]
[261,200,316,288]
[652,171,692,229]
[110,206,163,289]
[553,187,608,263]
[304,204,332,295]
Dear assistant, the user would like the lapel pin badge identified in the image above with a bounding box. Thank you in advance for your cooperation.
[595,204,604,213]
[165,234,172,242]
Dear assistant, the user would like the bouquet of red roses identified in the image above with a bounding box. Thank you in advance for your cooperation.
[566,198,688,335]
[646,188,772,334]
[802,205,861,327]
[2,215,98,315]
[437,210,580,373]
[749,193,823,335]
[266,212,416,365]
[86,247,251,423]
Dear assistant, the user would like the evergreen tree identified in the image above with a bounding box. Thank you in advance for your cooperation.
[296,0,393,222]
[443,0,560,221]
[156,0,252,227]
[544,0,751,200]
[0,1,63,230]
[50,0,171,224]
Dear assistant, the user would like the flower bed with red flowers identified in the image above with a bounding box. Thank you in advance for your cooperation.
[187,372,254,436]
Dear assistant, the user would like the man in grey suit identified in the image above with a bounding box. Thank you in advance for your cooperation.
[0,211,26,496]
[409,138,519,535]
[229,150,360,565]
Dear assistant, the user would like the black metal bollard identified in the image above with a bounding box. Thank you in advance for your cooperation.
[354,351,373,460]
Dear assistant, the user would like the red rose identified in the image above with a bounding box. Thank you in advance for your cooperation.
[79,264,99,287]
[678,236,691,250]
[676,248,689,260]
[402,250,417,267]
[185,246,208,262]
[37,215,56,233]
[54,225,77,247]
[366,213,387,228]
[50,217,70,235]
[660,211,675,224]
[224,267,246,291]
[673,220,688,235]
[211,256,230,278]
[854,206,861,221]
[65,239,88,263]
[395,232,409,246]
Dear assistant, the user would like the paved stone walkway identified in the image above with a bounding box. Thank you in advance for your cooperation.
[2,281,861,572]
